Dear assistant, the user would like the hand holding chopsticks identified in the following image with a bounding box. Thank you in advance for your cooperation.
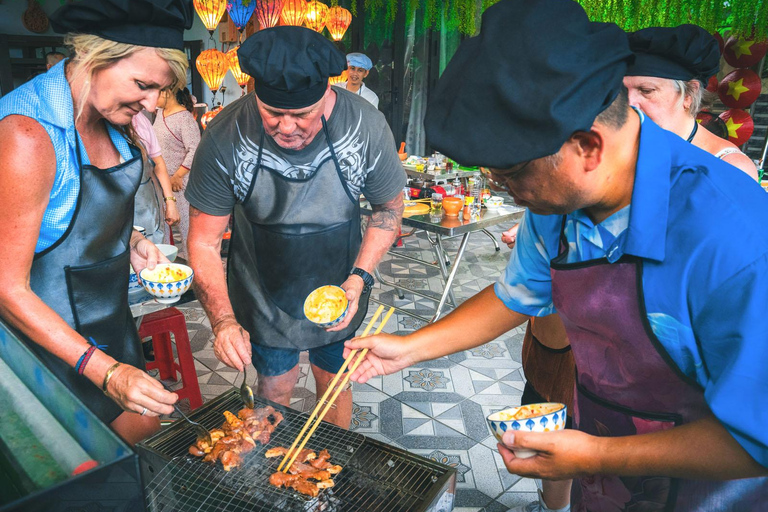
[277,305,395,473]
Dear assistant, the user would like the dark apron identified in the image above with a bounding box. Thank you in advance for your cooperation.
[550,217,768,512]
[228,117,369,350]
[27,135,144,424]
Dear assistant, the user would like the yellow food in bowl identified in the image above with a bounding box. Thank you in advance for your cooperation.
[142,265,189,283]
[304,286,348,324]
[489,403,563,422]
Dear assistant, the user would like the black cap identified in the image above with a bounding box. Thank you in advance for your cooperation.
[50,0,193,51]
[238,26,347,109]
[424,0,633,169]
[626,25,720,85]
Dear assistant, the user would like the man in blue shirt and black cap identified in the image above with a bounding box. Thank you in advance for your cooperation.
[336,52,379,108]
[343,0,768,510]
[186,26,405,429]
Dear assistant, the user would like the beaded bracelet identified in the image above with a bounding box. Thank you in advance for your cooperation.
[75,345,97,375]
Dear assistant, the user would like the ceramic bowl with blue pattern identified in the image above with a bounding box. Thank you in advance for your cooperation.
[304,285,349,328]
[139,263,194,304]
[487,403,567,458]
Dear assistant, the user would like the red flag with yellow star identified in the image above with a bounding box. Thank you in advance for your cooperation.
[723,37,768,68]
[718,69,762,109]
[718,108,754,146]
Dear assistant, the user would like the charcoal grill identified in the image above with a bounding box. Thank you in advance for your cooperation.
[137,390,456,512]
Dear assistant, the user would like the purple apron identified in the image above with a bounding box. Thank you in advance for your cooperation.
[550,218,767,512]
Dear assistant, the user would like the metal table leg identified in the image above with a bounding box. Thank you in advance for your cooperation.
[482,229,501,251]
[430,232,471,322]
[432,234,457,307]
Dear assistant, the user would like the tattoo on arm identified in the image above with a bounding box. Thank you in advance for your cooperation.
[370,195,404,232]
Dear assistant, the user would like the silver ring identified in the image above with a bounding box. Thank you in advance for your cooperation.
[140,407,147,416]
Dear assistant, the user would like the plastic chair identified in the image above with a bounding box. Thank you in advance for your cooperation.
[139,307,203,410]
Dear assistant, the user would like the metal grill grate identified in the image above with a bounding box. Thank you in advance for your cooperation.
[140,391,456,512]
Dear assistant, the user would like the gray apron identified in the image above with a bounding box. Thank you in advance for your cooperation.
[27,135,144,424]
[228,117,369,350]
[133,155,164,244]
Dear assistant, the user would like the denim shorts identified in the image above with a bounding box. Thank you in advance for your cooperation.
[251,335,351,377]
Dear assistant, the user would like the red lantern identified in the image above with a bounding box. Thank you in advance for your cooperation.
[226,47,251,91]
[723,37,768,68]
[280,0,307,26]
[719,108,754,146]
[328,70,348,86]
[201,106,223,129]
[326,6,351,41]
[193,0,227,34]
[712,32,725,54]
[196,48,229,104]
[705,75,718,93]
[255,0,284,29]
[304,1,328,32]
[718,69,762,109]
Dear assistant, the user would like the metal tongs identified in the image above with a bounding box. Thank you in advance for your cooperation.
[161,381,212,446]
[239,366,255,409]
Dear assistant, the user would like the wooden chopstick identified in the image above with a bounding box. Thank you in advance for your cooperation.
[279,307,395,473]
[277,304,385,472]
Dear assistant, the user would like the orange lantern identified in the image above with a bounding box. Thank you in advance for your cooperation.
[196,48,229,104]
[326,6,351,41]
[328,70,347,86]
[193,0,227,34]
[201,106,223,129]
[254,0,284,29]
[304,1,328,33]
[226,47,251,92]
[280,0,307,26]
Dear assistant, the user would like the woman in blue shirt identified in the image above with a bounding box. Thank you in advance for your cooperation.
[0,0,192,445]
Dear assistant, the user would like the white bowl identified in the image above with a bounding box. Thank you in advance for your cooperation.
[487,402,567,458]
[304,285,349,328]
[139,263,194,304]
[484,196,504,210]
[155,243,179,262]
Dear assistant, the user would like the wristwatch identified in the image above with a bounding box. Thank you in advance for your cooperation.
[350,267,374,293]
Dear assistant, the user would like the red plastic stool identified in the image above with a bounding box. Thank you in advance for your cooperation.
[139,307,203,410]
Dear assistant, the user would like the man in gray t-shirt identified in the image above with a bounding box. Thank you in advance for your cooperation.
[185,26,405,429]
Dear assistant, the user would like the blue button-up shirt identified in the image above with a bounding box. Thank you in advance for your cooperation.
[0,60,132,252]
[496,112,768,467]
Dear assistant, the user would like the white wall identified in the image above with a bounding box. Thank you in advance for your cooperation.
[0,0,241,108]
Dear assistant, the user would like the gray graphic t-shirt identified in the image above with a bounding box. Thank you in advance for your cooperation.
[186,88,405,216]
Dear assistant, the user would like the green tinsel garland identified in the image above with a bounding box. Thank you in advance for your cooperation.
[359,0,767,42]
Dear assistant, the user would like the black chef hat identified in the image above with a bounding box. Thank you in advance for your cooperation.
[239,26,347,110]
[626,25,720,85]
[424,0,633,169]
[49,0,193,51]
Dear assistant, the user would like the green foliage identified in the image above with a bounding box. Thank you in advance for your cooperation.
[360,0,767,44]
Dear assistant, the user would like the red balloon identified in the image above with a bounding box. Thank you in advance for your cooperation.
[723,37,768,68]
[718,69,761,109]
[718,108,754,146]
[705,75,718,93]
[712,32,725,54]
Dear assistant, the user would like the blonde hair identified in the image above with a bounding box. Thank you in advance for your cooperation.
[64,33,188,148]
[673,79,716,118]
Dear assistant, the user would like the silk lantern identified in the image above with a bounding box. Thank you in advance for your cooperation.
[723,37,768,68]
[328,70,347,86]
[280,0,307,26]
[194,0,227,34]
[196,48,229,105]
[719,108,754,146]
[255,0,284,29]
[201,106,223,129]
[304,1,328,33]
[226,47,251,93]
[226,0,255,32]
[326,6,351,41]
[718,69,762,109]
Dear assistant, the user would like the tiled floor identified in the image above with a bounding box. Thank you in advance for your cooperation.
[160,213,539,511]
